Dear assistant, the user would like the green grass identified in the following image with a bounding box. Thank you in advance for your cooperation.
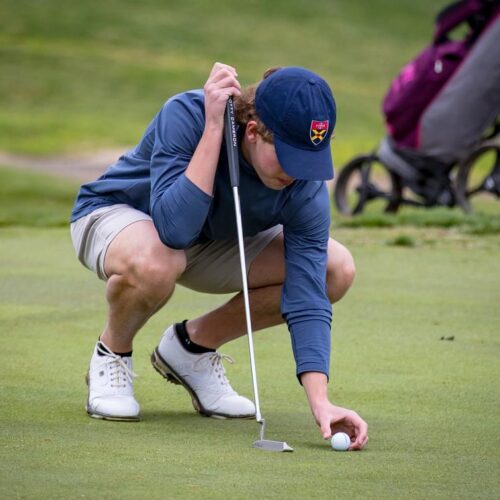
[1,168,500,498]
[335,204,500,235]
[1,1,500,496]
[0,167,78,228]
[0,0,449,160]
[1,164,499,235]
[386,234,416,247]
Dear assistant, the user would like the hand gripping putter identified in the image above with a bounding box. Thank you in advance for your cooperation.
[224,97,293,453]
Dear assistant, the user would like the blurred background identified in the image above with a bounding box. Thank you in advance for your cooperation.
[0,0,449,161]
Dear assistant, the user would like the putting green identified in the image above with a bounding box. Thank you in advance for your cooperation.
[1,222,499,498]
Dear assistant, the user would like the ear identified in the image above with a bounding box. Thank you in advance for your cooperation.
[244,121,259,143]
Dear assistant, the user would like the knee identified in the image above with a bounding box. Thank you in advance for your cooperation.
[126,247,186,296]
[326,241,356,304]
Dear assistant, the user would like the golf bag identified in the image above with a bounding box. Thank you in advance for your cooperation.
[383,0,500,156]
[334,0,500,214]
[381,0,500,205]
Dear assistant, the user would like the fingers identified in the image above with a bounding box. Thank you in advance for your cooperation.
[347,412,369,451]
[351,430,369,450]
[205,62,241,97]
[204,62,241,128]
[318,408,369,451]
[205,75,241,99]
[208,62,238,80]
[320,419,332,440]
[320,415,351,441]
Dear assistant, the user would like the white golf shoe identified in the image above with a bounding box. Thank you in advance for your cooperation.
[151,324,256,419]
[85,341,140,421]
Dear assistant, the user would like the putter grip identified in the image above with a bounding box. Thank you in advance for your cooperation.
[224,97,240,188]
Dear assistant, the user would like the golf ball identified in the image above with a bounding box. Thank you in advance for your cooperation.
[331,432,350,451]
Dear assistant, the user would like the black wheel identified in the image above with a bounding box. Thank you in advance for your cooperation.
[333,154,403,215]
[455,144,500,213]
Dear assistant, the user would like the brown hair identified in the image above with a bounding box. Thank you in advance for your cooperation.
[234,67,282,144]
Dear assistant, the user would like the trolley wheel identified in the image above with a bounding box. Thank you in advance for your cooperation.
[333,154,403,215]
[455,144,500,213]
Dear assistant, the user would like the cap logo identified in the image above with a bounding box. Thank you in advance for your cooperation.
[310,120,329,146]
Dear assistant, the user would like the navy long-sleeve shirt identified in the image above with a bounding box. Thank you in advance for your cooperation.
[72,90,333,378]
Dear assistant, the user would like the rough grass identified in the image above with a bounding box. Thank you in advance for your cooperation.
[0,0,450,159]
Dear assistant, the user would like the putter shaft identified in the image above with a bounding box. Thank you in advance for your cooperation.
[225,98,293,452]
[231,186,263,423]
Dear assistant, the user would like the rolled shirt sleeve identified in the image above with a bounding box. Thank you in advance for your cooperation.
[149,92,213,248]
[281,182,333,380]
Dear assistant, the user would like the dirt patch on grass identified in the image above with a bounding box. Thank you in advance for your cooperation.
[0,148,127,183]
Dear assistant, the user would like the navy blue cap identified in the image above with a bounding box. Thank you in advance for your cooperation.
[255,67,336,181]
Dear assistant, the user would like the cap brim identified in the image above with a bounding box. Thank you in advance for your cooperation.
[274,136,334,181]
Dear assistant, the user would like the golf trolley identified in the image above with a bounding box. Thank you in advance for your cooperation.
[333,124,500,215]
[334,0,500,216]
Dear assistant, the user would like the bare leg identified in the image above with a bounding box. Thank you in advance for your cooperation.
[99,221,186,352]
[97,224,355,352]
[188,235,355,348]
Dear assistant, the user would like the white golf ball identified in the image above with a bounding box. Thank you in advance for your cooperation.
[331,432,350,451]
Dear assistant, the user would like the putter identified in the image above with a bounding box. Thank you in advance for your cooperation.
[224,97,293,453]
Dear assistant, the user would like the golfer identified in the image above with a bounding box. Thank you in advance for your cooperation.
[71,62,368,450]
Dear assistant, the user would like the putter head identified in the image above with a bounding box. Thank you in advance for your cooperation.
[252,418,294,452]
[253,439,294,452]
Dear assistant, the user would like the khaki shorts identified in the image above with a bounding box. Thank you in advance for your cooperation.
[70,204,282,293]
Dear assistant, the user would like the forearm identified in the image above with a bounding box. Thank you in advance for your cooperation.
[150,62,240,248]
[151,174,212,248]
[282,190,332,377]
[185,61,239,196]
[300,371,329,415]
[184,124,224,196]
[151,125,223,247]
[287,317,331,378]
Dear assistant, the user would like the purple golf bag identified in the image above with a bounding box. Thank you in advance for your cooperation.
[383,0,500,161]
[334,0,500,214]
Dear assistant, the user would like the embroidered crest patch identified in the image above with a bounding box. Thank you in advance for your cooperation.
[310,120,329,146]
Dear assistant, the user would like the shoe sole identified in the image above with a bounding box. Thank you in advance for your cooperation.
[150,348,255,420]
[85,374,141,422]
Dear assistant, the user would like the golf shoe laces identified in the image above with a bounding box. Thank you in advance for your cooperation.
[194,352,234,388]
[96,340,137,388]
